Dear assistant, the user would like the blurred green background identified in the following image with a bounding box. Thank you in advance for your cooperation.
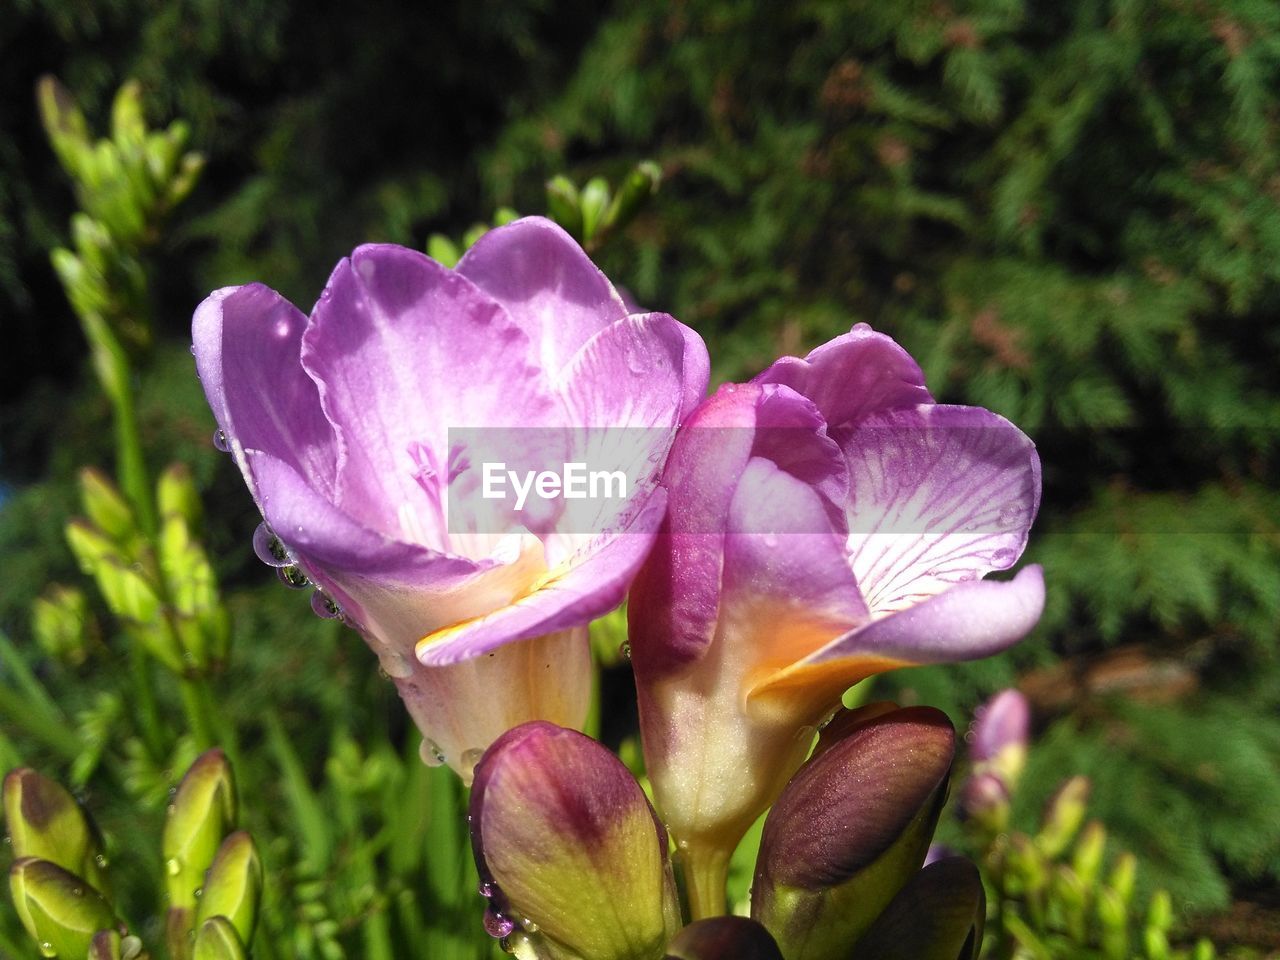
[2,0,1279,955]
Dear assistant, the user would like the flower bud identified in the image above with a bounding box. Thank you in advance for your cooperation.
[1036,776,1090,858]
[664,918,783,960]
[1071,820,1106,886]
[9,857,120,959]
[579,177,611,244]
[37,76,91,178]
[3,768,108,890]
[545,175,583,239]
[956,771,1010,834]
[969,689,1030,790]
[470,722,681,960]
[752,707,955,960]
[195,831,262,946]
[193,916,248,960]
[162,750,237,912]
[31,585,97,666]
[1107,851,1137,905]
[604,161,662,235]
[849,857,986,960]
[1096,886,1129,960]
[79,468,138,543]
[157,463,204,530]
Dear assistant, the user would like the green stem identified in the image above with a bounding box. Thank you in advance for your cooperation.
[179,674,218,751]
[681,840,731,921]
[129,641,167,759]
[83,311,156,535]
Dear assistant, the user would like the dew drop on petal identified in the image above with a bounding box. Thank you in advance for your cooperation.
[484,906,516,939]
[39,941,55,957]
[165,857,182,876]
[478,880,494,898]
[990,547,1016,566]
[419,739,446,768]
[310,591,341,619]
[461,748,484,771]
[212,429,231,453]
[252,523,292,568]
[277,565,310,590]
[618,640,631,661]
[998,503,1022,528]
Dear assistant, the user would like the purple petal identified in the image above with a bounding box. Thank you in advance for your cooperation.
[753,324,932,429]
[456,217,628,376]
[802,564,1046,672]
[842,404,1041,617]
[192,284,338,499]
[665,918,784,960]
[851,857,986,960]
[416,491,669,666]
[629,383,846,677]
[970,689,1031,763]
[300,243,560,543]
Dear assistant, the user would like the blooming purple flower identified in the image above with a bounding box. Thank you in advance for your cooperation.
[629,324,1043,895]
[192,217,708,778]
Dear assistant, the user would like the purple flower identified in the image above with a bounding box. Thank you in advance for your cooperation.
[629,325,1043,903]
[192,217,708,779]
[968,687,1031,790]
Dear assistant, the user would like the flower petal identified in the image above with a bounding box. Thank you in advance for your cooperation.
[456,216,629,377]
[192,284,338,499]
[753,324,932,429]
[754,566,1046,706]
[842,404,1041,617]
[416,490,669,666]
[300,243,560,544]
[665,918,784,960]
[851,857,986,960]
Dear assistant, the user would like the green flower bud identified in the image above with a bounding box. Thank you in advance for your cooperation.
[665,918,783,960]
[3,768,108,890]
[545,175,583,240]
[1036,776,1090,858]
[1096,887,1128,960]
[470,722,681,960]
[93,558,163,627]
[37,76,91,178]
[462,223,489,250]
[156,464,203,530]
[32,585,97,666]
[1147,889,1173,933]
[110,81,147,149]
[162,750,237,912]
[579,177,611,244]
[1004,834,1048,898]
[603,161,661,235]
[79,468,137,543]
[195,832,262,946]
[164,152,205,209]
[193,917,247,960]
[427,234,461,269]
[1107,851,1137,905]
[850,857,986,960]
[752,707,955,960]
[493,206,521,226]
[1071,820,1106,886]
[9,857,120,958]
[1052,865,1087,942]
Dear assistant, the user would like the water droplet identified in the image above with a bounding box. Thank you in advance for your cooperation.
[762,533,779,548]
[998,503,1021,528]
[957,571,976,582]
[522,918,540,934]
[277,565,310,589]
[478,880,494,898]
[484,906,516,939]
[310,591,341,619]
[212,429,231,453]
[39,941,55,957]
[990,547,1016,566]
[189,343,196,356]
[165,857,182,876]
[194,886,203,899]
[461,748,484,771]
[252,523,292,568]
[2,835,9,845]
[95,854,109,868]
[71,885,83,896]
[618,640,632,661]
[419,739,446,768]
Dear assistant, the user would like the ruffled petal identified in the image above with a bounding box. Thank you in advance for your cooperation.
[753,324,932,429]
[300,244,560,545]
[455,217,628,377]
[843,404,1041,617]
[416,491,669,666]
[192,284,338,499]
[753,566,1046,707]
